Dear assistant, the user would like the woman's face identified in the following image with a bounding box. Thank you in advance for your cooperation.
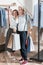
[13,11,18,17]
[18,7,24,15]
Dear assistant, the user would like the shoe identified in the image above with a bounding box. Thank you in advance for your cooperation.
[21,60,28,65]
[19,58,24,63]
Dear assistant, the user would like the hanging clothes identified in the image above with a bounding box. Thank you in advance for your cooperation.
[0,8,7,28]
[33,4,38,27]
[40,2,43,28]
[0,10,2,27]
[5,10,9,29]
[4,10,9,37]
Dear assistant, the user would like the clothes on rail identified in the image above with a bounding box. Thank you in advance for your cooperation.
[33,4,38,27]
[5,10,9,29]
[0,8,7,28]
[40,2,43,28]
[0,10,1,27]
[33,3,43,28]
[4,10,10,37]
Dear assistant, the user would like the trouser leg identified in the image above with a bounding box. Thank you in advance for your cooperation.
[20,32,27,60]
[5,28,13,51]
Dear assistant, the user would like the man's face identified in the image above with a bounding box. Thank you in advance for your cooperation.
[18,7,24,15]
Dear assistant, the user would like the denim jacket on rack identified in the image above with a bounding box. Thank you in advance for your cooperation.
[40,3,43,28]
[0,8,7,28]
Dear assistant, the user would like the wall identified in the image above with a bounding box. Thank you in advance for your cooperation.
[0,0,34,17]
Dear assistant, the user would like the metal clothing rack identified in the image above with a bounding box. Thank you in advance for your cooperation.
[0,3,16,52]
[30,0,43,62]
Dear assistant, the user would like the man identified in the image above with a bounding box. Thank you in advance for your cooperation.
[17,6,32,65]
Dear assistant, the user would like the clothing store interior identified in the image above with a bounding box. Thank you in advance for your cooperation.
[0,0,43,65]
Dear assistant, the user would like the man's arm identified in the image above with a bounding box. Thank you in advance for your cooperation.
[26,14,33,35]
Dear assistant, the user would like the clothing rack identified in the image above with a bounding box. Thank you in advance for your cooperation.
[30,0,43,62]
[0,3,16,27]
[0,3,16,34]
[0,3,16,52]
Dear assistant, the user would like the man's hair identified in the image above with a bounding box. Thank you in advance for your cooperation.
[12,9,19,15]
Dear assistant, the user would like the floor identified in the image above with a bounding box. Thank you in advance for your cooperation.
[0,50,43,65]
[0,41,43,65]
[0,42,43,65]
[0,32,43,65]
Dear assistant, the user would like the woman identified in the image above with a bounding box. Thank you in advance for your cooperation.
[5,9,19,51]
[17,6,32,65]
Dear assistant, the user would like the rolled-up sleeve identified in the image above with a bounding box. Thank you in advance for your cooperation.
[27,14,33,29]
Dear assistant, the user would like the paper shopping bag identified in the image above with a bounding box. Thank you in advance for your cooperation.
[12,33,21,51]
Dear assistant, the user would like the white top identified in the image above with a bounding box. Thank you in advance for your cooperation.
[18,14,32,31]
[18,15,27,31]
[10,15,18,30]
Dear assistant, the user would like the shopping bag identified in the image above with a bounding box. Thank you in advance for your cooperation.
[25,36,30,52]
[12,33,21,51]
[30,36,35,52]
[4,28,8,37]
[26,35,35,52]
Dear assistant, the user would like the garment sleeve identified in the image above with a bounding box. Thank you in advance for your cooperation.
[10,15,17,30]
[27,14,33,29]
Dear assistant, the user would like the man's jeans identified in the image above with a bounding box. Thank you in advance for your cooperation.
[18,31,27,60]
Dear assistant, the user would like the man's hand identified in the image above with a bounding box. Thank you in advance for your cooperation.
[28,28,33,36]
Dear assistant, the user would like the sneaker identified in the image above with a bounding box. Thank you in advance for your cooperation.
[21,60,28,65]
[19,58,24,63]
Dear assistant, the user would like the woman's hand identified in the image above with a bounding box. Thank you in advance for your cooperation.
[13,29,16,33]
